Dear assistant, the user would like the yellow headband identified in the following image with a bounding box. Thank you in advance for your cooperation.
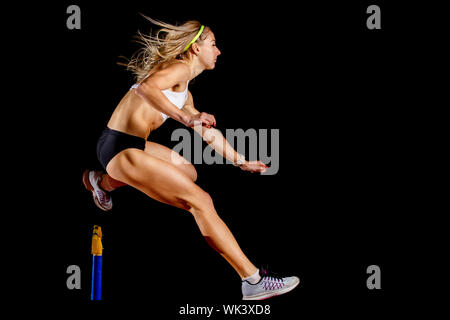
[184,25,205,52]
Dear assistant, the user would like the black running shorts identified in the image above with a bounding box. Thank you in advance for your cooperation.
[96,127,146,170]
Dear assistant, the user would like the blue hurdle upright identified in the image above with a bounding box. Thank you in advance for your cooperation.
[91,225,103,300]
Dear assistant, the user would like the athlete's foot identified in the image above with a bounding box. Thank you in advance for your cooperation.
[82,170,112,211]
[242,267,300,300]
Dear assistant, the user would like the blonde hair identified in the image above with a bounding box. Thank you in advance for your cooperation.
[120,16,210,82]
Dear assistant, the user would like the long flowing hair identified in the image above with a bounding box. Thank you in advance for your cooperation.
[119,15,210,82]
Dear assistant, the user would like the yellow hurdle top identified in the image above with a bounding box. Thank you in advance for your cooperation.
[91,225,103,256]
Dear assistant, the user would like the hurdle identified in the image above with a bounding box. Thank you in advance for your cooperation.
[91,225,103,300]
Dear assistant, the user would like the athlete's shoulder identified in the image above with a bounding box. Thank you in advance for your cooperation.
[143,60,190,88]
[163,60,190,79]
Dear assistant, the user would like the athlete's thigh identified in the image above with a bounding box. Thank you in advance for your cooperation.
[106,148,202,210]
[145,141,197,181]
[144,141,191,165]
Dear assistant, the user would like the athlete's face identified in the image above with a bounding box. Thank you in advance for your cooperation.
[197,31,221,69]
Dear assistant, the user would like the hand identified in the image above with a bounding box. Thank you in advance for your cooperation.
[239,160,269,174]
[185,112,216,128]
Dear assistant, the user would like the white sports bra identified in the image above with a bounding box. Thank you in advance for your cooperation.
[130,80,189,122]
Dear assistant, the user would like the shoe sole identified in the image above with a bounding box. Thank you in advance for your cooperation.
[82,170,111,212]
[242,277,300,300]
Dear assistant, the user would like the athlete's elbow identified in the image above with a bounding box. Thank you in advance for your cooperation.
[134,84,146,98]
[135,82,158,100]
[135,82,149,98]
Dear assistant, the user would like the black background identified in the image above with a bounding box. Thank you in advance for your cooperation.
[8,0,445,317]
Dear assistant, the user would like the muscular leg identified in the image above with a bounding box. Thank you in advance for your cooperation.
[144,141,197,182]
[106,147,257,278]
[99,140,197,191]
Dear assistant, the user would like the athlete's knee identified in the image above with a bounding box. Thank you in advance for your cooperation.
[170,151,197,181]
[200,190,214,207]
[185,164,198,182]
[188,189,215,214]
[173,163,197,182]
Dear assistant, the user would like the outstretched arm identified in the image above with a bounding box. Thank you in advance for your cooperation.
[182,92,268,173]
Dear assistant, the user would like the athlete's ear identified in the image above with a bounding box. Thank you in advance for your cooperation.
[191,42,200,56]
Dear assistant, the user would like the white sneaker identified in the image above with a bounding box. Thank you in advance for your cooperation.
[82,170,112,211]
[242,267,300,300]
